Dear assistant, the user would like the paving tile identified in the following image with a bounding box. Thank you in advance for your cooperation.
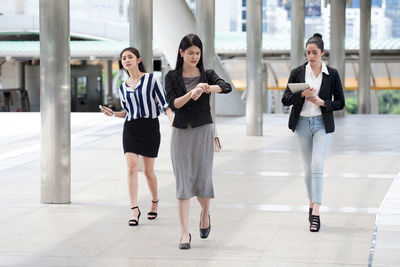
[0,114,399,266]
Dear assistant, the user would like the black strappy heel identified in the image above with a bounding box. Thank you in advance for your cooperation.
[309,208,313,223]
[310,215,320,232]
[128,206,141,226]
[147,199,159,220]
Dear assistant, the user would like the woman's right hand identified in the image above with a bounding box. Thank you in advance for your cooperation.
[197,83,210,93]
[301,87,316,98]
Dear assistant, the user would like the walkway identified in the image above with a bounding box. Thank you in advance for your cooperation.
[0,113,399,266]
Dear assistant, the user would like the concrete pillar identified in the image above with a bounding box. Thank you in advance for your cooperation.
[273,90,282,114]
[196,0,214,69]
[358,0,371,114]
[129,0,153,72]
[370,89,378,114]
[262,63,268,113]
[39,0,71,204]
[330,0,346,116]
[161,56,169,88]
[104,60,113,106]
[17,62,30,112]
[246,0,263,136]
[196,0,216,117]
[17,62,25,90]
[129,0,152,173]
[290,0,305,69]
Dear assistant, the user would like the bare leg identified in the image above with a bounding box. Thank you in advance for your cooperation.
[312,203,320,215]
[125,153,140,220]
[178,198,190,243]
[197,197,210,228]
[309,199,313,209]
[142,156,158,217]
[310,203,321,231]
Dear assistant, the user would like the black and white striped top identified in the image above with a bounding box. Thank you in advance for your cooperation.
[119,73,168,121]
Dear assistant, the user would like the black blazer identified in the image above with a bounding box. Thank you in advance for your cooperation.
[281,62,345,133]
[165,67,232,129]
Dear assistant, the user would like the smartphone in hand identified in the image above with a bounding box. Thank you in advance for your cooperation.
[99,105,114,116]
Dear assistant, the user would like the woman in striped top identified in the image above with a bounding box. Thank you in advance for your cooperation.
[101,47,173,227]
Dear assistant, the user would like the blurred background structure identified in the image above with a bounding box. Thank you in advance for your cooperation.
[0,0,399,115]
[0,1,400,266]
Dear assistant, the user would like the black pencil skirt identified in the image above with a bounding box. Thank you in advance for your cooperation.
[122,118,161,158]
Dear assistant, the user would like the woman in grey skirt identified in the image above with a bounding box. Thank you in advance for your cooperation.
[165,34,231,249]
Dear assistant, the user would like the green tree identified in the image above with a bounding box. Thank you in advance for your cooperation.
[378,90,400,114]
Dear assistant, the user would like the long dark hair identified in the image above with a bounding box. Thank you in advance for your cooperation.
[305,33,324,51]
[175,34,204,71]
[119,47,146,75]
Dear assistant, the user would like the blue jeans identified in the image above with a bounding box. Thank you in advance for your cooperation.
[294,116,332,204]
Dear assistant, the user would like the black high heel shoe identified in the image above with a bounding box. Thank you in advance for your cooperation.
[147,199,159,220]
[128,206,141,226]
[200,212,211,239]
[179,233,191,250]
[309,207,313,223]
[310,215,320,232]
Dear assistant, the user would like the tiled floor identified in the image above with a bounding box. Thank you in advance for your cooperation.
[0,113,399,266]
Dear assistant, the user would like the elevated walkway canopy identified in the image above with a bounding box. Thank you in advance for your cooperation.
[1,16,400,92]
[1,38,400,92]
[1,31,400,60]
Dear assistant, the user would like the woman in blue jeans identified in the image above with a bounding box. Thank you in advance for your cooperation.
[282,33,345,232]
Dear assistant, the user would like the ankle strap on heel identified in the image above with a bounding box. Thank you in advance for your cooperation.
[151,200,159,204]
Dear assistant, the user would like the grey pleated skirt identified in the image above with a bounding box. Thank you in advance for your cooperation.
[171,123,214,199]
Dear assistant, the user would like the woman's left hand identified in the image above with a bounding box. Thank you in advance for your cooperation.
[191,87,204,101]
[165,107,174,128]
[306,96,326,107]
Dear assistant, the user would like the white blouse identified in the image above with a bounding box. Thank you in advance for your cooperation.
[300,61,329,117]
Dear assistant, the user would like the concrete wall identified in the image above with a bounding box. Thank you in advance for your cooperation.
[1,61,22,89]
